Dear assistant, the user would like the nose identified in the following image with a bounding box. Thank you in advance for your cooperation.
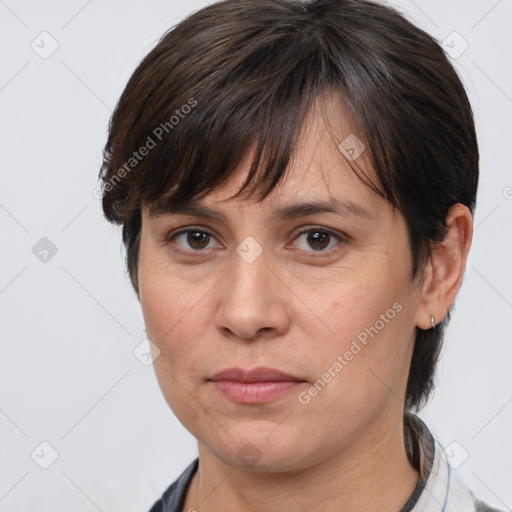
[215,247,290,342]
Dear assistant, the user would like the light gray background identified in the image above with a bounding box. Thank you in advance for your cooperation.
[0,0,511,511]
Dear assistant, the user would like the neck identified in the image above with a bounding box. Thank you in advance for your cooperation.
[183,413,419,512]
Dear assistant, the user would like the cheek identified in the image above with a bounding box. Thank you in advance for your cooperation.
[301,258,415,399]
[138,244,199,340]
[139,275,186,338]
[138,248,223,376]
[139,265,213,430]
[140,273,208,367]
[138,262,203,403]
[303,263,405,346]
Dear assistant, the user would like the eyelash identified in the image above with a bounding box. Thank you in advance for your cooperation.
[165,226,347,258]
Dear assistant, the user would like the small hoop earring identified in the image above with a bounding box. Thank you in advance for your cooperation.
[430,315,436,329]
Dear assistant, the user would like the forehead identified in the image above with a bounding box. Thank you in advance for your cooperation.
[146,93,384,221]
[198,102,377,212]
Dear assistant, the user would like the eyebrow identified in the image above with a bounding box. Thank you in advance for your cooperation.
[149,198,375,222]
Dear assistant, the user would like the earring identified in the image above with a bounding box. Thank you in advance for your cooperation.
[430,315,436,329]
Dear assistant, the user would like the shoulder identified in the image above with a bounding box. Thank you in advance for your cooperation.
[405,414,505,512]
[429,437,505,512]
[147,458,199,512]
[148,498,164,512]
[473,499,507,512]
[445,468,505,512]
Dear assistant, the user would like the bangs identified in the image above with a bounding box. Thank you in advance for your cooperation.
[143,43,377,218]
[101,2,390,224]
[148,44,325,215]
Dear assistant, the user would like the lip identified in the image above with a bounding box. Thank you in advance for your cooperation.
[210,366,304,383]
[209,366,307,404]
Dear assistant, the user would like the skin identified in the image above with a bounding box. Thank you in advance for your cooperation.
[137,98,473,512]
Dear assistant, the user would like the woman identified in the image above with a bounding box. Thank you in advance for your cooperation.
[99,0,502,510]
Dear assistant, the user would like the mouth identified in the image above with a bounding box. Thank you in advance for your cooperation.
[208,366,307,404]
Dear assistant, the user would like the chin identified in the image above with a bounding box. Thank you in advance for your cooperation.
[203,426,318,473]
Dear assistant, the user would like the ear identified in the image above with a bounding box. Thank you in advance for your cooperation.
[414,203,473,330]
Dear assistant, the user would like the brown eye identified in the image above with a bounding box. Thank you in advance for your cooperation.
[291,227,345,254]
[185,230,211,250]
[168,228,219,252]
[306,230,331,251]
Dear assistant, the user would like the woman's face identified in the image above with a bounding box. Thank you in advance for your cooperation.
[138,110,427,472]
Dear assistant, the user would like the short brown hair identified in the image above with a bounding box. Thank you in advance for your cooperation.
[99,0,479,410]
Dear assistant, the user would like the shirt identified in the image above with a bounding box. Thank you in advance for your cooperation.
[148,414,503,512]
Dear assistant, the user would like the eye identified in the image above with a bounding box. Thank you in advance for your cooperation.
[290,227,345,254]
[165,225,346,257]
[166,227,221,254]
